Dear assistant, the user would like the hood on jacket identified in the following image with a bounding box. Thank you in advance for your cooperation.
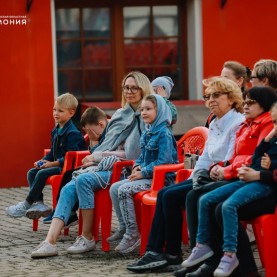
[145,94,172,132]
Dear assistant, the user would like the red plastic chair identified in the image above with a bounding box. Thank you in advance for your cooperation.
[73,150,134,252]
[243,208,277,277]
[137,126,209,255]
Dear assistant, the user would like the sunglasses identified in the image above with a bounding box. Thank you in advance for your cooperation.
[203,91,230,101]
[243,99,257,106]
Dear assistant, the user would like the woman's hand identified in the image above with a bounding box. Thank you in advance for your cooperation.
[261,153,271,170]
[238,165,260,182]
[210,165,224,181]
[82,154,95,165]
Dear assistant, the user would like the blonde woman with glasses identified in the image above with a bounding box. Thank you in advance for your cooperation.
[31,71,153,258]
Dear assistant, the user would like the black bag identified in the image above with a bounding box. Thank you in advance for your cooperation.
[192,169,229,192]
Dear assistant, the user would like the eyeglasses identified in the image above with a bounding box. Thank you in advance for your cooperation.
[122,86,141,94]
[203,91,230,101]
[243,99,257,106]
[250,75,264,80]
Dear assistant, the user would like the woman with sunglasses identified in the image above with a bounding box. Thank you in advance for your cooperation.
[187,59,277,277]
[127,77,245,273]
[182,86,277,277]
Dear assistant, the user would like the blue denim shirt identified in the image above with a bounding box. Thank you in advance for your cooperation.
[134,121,178,184]
[43,119,87,167]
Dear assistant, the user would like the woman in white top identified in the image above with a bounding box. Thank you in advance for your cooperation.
[127,77,245,273]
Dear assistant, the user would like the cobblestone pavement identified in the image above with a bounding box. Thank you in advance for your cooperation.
[0,187,264,277]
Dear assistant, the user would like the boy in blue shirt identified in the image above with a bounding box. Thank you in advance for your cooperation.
[6,92,87,219]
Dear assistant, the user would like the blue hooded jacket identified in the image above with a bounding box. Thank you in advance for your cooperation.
[134,94,178,184]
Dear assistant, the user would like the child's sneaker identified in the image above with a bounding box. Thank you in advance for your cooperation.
[63,212,78,230]
[31,241,58,258]
[182,244,214,267]
[115,233,140,254]
[25,201,52,219]
[43,210,55,224]
[106,229,125,243]
[214,254,239,277]
[67,236,96,254]
[5,201,31,218]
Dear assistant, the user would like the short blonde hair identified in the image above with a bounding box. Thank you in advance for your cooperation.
[253,59,277,89]
[56,92,78,111]
[121,71,153,107]
[203,77,244,113]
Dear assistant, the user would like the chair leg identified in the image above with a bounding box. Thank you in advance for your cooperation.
[33,219,38,231]
[182,210,189,245]
[140,204,155,256]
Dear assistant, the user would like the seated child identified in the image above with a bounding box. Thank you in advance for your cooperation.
[108,94,178,254]
[42,106,109,226]
[183,102,277,277]
[151,76,178,128]
[5,92,87,219]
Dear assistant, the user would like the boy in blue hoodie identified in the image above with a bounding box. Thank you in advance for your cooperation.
[6,93,87,219]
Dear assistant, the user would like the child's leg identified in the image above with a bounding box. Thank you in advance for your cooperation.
[76,171,111,240]
[109,179,130,232]
[183,180,244,268]
[26,167,61,204]
[118,179,152,236]
[27,168,39,191]
[196,180,244,245]
[52,179,79,228]
[46,218,65,244]
[222,181,273,253]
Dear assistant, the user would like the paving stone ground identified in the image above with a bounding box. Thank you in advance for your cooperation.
[0,186,264,277]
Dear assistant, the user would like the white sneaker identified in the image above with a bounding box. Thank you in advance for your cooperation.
[67,236,96,254]
[31,241,58,258]
[5,201,31,218]
[26,201,52,219]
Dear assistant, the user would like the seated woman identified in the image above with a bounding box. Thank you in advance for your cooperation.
[127,77,245,273]
[31,71,153,258]
[178,59,277,277]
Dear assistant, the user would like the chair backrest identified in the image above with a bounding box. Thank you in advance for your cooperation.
[177,126,209,163]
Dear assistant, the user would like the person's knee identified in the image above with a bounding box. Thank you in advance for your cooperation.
[110,182,119,198]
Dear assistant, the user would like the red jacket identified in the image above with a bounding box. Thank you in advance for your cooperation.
[223,112,273,180]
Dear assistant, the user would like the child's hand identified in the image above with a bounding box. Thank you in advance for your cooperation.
[238,165,260,182]
[82,154,95,165]
[132,166,142,173]
[81,161,95,169]
[261,153,271,170]
[128,170,143,181]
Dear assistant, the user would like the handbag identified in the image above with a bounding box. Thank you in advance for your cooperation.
[192,168,229,192]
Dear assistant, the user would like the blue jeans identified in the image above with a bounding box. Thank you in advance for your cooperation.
[197,180,273,252]
[110,178,152,236]
[26,167,61,204]
[53,171,112,225]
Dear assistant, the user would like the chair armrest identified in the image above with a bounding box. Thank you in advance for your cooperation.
[151,163,185,192]
[111,160,134,183]
[176,169,193,183]
[43,149,50,156]
[61,151,79,174]
[74,151,91,167]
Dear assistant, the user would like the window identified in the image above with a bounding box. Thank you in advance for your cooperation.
[55,1,187,102]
